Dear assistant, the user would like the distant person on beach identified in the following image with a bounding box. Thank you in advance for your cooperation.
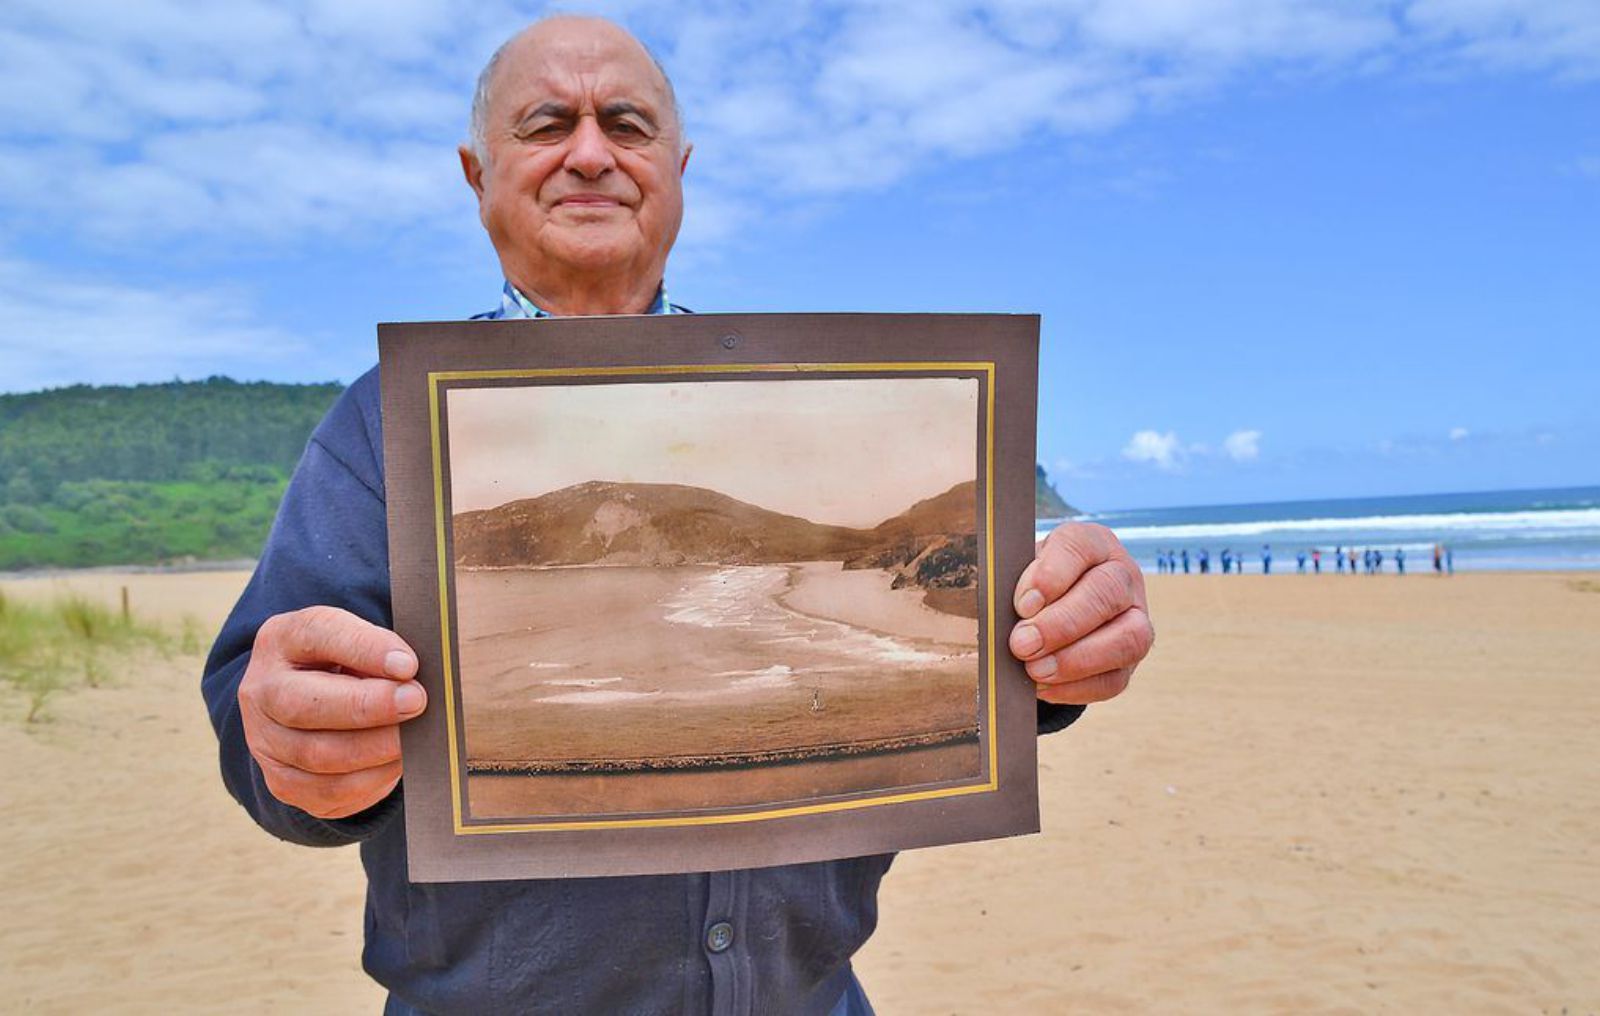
[1220,548,1232,574]
[1447,546,1455,574]
[1396,547,1405,575]
[1313,548,1322,573]
[1433,543,1443,574]
[1182,548,1191,574]
[1375,548,1385,573]
[1199,548,1211,574]
[196,17,1156,1013]
[1262,544,1272,575]
[1348,547,1359,574]
[1335,544,1344,573]
[1296,550,1306,574]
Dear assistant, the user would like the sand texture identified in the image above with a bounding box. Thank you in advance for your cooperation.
[0,571,384,1015]
[2,569,1598,1013]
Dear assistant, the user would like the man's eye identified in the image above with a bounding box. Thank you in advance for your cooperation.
[607,121,651,142]
[518,122,568,141]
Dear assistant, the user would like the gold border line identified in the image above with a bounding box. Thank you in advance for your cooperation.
[428,381,467,831]
[984,362,999,783]
[430,361,996,383]
[427,362,1000,836]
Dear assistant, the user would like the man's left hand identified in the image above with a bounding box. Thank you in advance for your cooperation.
[1009,523,1153,705]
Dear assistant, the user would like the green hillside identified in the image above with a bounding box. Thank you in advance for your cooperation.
[0,378,341,569]
[0,378,1078,570]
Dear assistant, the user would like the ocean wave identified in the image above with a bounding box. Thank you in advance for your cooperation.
[1040,507,1600,543]
[540,688,660,705]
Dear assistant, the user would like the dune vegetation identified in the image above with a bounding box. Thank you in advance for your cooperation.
[0,590,188,723]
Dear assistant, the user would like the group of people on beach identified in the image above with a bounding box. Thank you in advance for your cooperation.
[1155,543,1455,575]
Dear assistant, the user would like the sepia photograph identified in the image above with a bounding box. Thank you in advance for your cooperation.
[442,374,989,821]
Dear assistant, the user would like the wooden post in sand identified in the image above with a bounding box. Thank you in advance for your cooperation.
[121,586,129,623]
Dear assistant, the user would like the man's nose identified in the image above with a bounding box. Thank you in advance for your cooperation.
[563,116,616,179]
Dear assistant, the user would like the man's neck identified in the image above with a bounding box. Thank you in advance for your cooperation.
[507,272,662,317]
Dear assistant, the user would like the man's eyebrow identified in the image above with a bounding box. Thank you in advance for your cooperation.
[517,101,575,122]
[599,101,659,129]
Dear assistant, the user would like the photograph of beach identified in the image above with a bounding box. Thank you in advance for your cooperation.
[442,376,988,820]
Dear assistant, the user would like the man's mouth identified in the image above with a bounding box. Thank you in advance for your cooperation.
[555,193,624,207]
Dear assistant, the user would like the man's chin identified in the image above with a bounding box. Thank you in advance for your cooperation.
[545,227,645,271]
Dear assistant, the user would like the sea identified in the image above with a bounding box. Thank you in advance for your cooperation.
[1036,485,1600,573]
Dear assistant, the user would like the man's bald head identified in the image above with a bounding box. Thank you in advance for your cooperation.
[469,16,684,163]
[457,14,692,316]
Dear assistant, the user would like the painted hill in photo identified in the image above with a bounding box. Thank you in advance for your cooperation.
[452,480,879,568]
[452,480,982,611]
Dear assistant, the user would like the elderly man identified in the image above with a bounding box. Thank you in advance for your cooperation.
[202,15,1152,1015]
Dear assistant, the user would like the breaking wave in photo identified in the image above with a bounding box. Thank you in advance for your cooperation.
[663,566,962,666]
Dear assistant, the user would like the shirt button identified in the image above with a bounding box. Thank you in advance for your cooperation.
[705,921,734,954]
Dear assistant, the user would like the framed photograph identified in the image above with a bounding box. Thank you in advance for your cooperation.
[380,313,1041,881]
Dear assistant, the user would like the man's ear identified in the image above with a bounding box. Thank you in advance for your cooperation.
[679,141,692,176]
[459,145,487,201]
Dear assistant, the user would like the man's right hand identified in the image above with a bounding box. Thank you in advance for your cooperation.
[237,606,427,820]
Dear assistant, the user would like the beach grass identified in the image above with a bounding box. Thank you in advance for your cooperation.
[0,589,174,723]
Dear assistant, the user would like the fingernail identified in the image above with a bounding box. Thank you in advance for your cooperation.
[384,651,417,679]
[1012,623,1043,657]
[1017,589,1044,618]
[1026,655,1057,680]
[394,683,424,714]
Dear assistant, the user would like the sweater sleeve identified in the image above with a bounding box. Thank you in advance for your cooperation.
[1037,700,1086,735]
[200,371,401,847]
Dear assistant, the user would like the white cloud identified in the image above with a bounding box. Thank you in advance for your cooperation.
[0,256,330,390]
[1066,0,1395,62]
[1406,0,1600,80]
[2,0,1597,255]
[1450,426,1470,440]
[1223,428,1263,461]
[1123,429,1185,470]
[1120,427,1268,469]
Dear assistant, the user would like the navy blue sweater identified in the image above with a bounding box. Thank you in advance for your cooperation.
[202,366,1082,1014]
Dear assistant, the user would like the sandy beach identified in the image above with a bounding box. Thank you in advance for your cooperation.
[2,568,1598,1012]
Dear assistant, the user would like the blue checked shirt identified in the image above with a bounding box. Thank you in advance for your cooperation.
[472,280,688,319]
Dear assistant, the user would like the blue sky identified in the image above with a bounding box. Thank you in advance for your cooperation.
[2,0,1596,510]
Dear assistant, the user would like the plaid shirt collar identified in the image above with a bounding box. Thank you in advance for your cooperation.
[473,280,684,320]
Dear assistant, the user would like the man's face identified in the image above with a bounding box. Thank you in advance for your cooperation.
[462,21,688,302]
